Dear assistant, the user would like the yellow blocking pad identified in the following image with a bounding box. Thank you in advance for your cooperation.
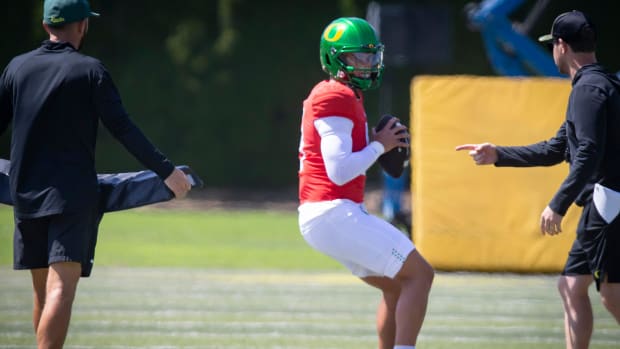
[411,75,579,272]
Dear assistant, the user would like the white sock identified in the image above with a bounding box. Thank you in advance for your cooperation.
[394,346,415,349]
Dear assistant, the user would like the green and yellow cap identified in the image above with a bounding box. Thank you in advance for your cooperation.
[43,0,100,26]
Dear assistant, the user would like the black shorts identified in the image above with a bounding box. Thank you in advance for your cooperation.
[13,208,101,277]
[562,200,620,290]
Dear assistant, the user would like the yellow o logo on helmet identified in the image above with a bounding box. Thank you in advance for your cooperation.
[323,23,346,42]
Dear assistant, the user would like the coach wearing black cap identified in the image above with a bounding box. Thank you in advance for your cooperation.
[457,10,620,349]
[0,0,192,347]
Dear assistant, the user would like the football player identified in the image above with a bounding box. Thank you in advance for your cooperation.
[297,17,434,349]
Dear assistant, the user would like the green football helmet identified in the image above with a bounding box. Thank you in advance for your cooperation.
[320,17,384,91]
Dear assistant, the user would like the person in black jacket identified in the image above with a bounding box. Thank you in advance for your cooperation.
[457,10,620,349]
[0,1,192,348]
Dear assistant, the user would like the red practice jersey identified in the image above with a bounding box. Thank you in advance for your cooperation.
[298,80,369,204]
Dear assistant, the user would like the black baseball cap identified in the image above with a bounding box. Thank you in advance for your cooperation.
[538,10,595,43]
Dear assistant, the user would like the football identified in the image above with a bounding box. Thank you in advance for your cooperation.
[374,114,410,178]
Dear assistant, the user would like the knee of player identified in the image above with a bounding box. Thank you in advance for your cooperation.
[46,284,78,305]
[415,253,435,284]
[557,276,590,299]
[404,262,434,289]
[557,276,569,296]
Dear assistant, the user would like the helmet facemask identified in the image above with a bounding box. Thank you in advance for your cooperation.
[334,47,384,90]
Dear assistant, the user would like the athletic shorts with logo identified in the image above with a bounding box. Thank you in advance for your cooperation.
[563,199,620,290]
[299,199,414,278]
[13,207,100,277]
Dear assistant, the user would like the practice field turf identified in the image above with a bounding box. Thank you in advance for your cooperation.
[1,269,617,349]
[0,205,617,348]
[0,205,340,270]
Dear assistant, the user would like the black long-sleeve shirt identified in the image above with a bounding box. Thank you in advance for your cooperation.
[0,40,174,218]
[495,64,620,216]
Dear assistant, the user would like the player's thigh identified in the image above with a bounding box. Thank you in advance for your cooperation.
[558,274,592,295]
[46,262,81,297]
[394,249,434,283]
[302,202,413,277]
[47,262,82,289]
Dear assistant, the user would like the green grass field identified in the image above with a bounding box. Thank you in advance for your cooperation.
[0,205,340,270]
[0,205,617,348]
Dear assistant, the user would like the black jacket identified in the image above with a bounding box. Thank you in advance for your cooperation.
[0,41,175,218]
[495,64,620,215]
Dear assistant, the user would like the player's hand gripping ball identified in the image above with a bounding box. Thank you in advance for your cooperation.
[375,114,410,178]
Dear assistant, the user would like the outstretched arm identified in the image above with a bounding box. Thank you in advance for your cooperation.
[456,122,571,236]
[92,64,191,198]
[456,122,567,167]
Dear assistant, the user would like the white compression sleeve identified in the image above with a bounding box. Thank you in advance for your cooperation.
[314,116,384,186]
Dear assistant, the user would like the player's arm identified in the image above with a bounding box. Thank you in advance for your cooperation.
[92,67,174,177]
[315,116,384,185]
[494,122,567,167]
[92,64,190,198]
[456,123,567,167]
[549,85,607,215]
